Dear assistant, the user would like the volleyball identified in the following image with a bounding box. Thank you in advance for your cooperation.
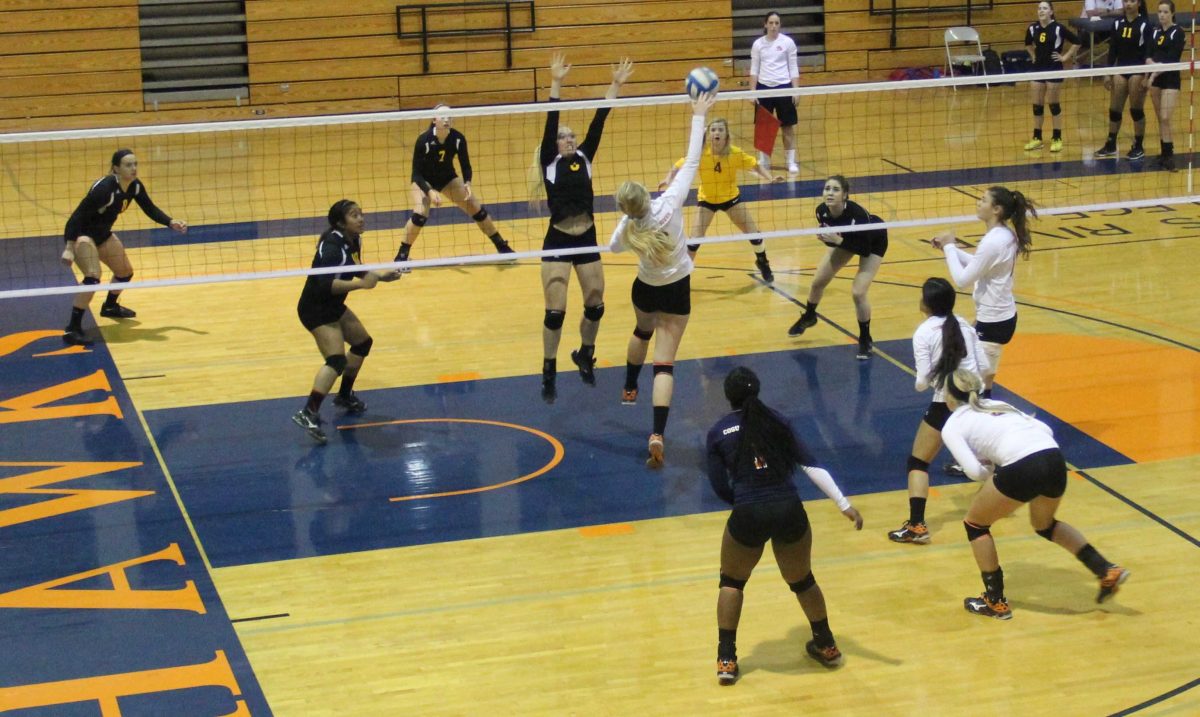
[685,66,719,99]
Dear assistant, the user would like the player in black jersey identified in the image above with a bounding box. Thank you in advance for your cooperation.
[1148,1,1185,170]
[1095,0,1152,159]
[787,175,887,360]
[394,104,513,265]
[1023,2,1079,153]
[59,149,188,345]
[705,367,862,684]
[292,200,401,444]
[534,53,634,403]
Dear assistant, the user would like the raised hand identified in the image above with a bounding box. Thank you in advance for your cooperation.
[550,52,570,82]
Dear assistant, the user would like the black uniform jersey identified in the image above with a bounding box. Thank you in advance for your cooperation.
[1108,15,1150,67]
[411,127,471,193]
[1151,23,1186,64]
[706,408,819,506]
[1025,20,1078,68]
[540,98,611,226]
[816,200,887,257]
[63,175,172,244]
[297,228,365,312]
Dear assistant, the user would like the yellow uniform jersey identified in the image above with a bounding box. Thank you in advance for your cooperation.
[673,144,758,204]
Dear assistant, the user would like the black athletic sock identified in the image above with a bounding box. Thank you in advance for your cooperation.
[305,390,326,414]
[909,497,927,525]
[981,388,993,400]
[653,406,670,435]
[542,358,556,378]
[339,370,359,398]
[68,307,85,331]
[625,362,643,391]
[858,320,872,343]
[718,628,737,660]
[982,568,1005,601]
[1033,129,1043,140]
[577,344,594,361]
[395,242,412,262]
[489,231,505,244]
[1075,543,1111,578]
[1052,129,1062,141]
[1163,141,1174,157]
[1133,135,1143,148]
[104,292,120,306]
[1106,132,1117,144]
[804,301,818,318]
[810,618,835,649]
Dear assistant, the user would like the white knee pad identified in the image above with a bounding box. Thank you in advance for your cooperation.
[981,341,1004,375]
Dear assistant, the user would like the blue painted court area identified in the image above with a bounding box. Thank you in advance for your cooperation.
[144,340,1131,569]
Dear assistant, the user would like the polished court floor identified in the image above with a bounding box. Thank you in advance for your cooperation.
[1,80,1198,715]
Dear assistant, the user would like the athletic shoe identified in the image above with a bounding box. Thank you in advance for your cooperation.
[541,374,556,404]
[646,433,665,469]
[1023,138,1044,151]
[570,349,596,386]
[964,593,1013,620]
[887,520,931,544]
[62,327,93,346]
[99,302,136,319]
[333,392,366,414]
[805,640,844,668]
[621,387,638,405]
[1094,143,1118,158]
[787,313,818,337]
[493,239,516,254]
[291,409,327,444]
[944,462,966,477]
[1126,145,1145,161]
[787,163,800,175]
[754,254,774,284]
[1050,138,1064,153]
[1097,565,1130,603]
[855,338,873,360]
[717,658,739,685]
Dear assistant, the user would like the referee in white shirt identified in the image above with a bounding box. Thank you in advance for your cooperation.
[750,11,801,175]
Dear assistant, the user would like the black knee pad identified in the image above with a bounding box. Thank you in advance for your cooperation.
[1035,519,1059,541]
[82,276,101,285]
[1108,109,1122,123]
[113,273,132,283]
[543,310,565,331]
[583,303,604,322]
[749,238,764,247]
[349,336,373,357]
[1049,103,1061,116]
[633,327,653,341]
[652,363,674,376]
[1032,104,1045,116]
[906,455,930,473]
[410,212,428,227]
[964,520,992,542]
[471,208,488,222]
[687,243,700,254]
[324,354,347,375]
[788,572,816,595]
[719,573,747,591]
[1131,107,1145,122]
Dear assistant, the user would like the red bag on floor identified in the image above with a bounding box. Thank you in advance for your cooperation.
[754,104,782,156]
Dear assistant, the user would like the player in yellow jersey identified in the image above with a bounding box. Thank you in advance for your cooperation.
[657,118,784,282]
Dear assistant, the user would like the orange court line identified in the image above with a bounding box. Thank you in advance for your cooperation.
[578,523,635,537]
[437,371,482,383]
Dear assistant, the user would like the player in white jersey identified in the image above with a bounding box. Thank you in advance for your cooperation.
[887,278,989,545]
[750,11,801,174]
[942,369,1130,620]
[610,92,717,468]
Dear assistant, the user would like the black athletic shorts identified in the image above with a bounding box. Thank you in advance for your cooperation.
[727,496,810,548]
[1032,62,1065,83]
[698,196,741,213]
[297,301,347,332]
[975,314,1018,345]
[1152,71,1181,90]
[631,275,691,315]
[834,224,888,258]
[542,224,600,265]
[756,83,798,127]
[922,401,952,431]
[992,448,1067,502]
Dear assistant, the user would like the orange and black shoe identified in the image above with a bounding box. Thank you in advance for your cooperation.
[805,640,844,668]
[717,657,739,685]
[887,520,930,544]
[1097,566,1130,603]
[646,433,665,469]
[621,387,638,405]
[964,593,1012,620]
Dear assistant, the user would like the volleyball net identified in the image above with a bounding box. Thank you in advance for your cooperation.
[0,62,1195,299]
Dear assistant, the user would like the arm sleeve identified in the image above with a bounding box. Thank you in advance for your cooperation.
[1108,24,1120,67]
[63,183,106,242]
[456,132,473,184]
[800,466,851,511]
[608,215,630,254]
[132,184,172,226]
[940,420,992,482]
[659,116,706,209]
[541,103,560,167]
[788,37,800,80]
[749,39,761,79]
[1025,24,1035,46]
[1062,25,1080,46]
[579,107,612,161]
[411,136,432,194]
[705,433,736,505]
[913,328,933,391]
[943,238,999,289]
[1170,28,1186,58]
[966,320,992,377]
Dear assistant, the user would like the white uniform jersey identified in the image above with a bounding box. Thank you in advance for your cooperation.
[750,33,799,86]
[944,225,1018,323]
[941,406,1058,482]
[609,115,705,286]
[912,314,991,402]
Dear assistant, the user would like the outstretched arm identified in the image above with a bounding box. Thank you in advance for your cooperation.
[659,93,717,208]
